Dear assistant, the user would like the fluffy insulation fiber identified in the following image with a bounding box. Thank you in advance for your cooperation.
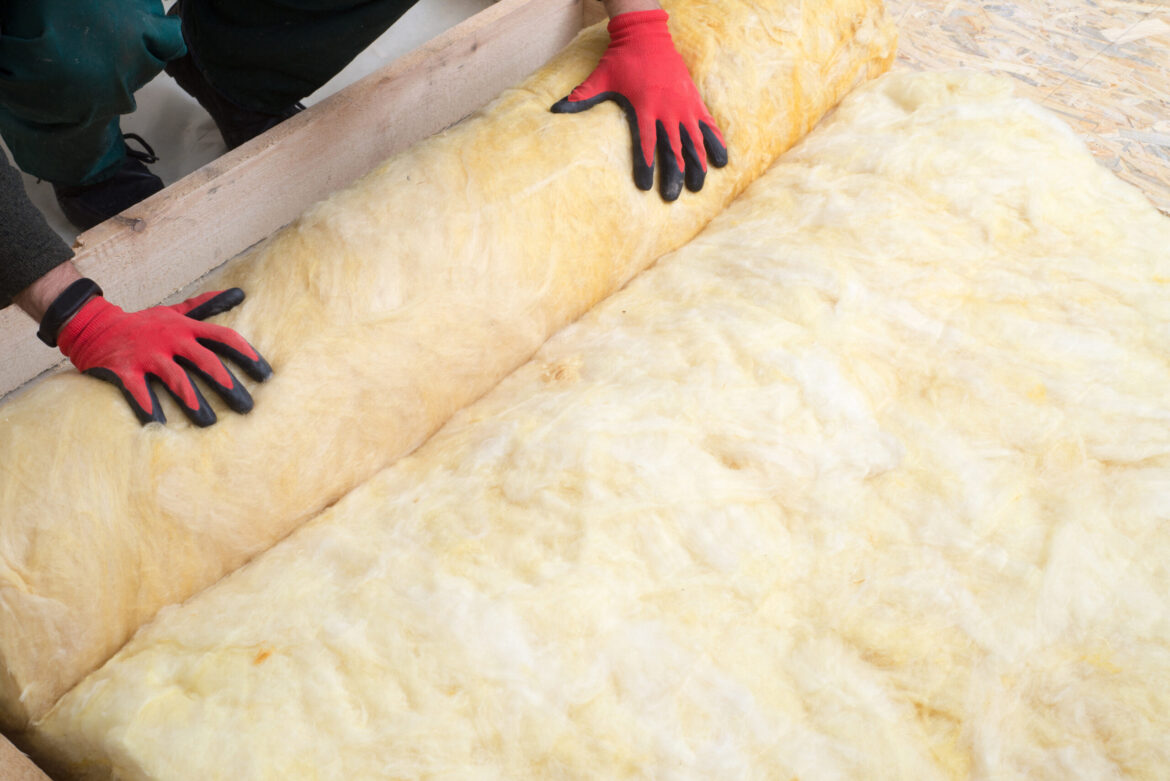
[28,70,1170,779]
[0,0,896,730]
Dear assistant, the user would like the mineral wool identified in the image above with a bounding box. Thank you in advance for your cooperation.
[33,70,1170,779]
[0,0,896,730]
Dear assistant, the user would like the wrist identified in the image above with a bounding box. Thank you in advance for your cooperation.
[606,8,669,36]
[56,294,114,356]
[603,0,662,18]
[14,261,84,323]
[38,279,105,349]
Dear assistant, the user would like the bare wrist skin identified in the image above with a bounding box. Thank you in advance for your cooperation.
[603,0,662,17]
[14,261,85,326]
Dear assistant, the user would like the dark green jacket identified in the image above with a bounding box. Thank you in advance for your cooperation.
[0,152,72,309]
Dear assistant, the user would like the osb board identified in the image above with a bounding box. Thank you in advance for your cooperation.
[889,0,1170,215]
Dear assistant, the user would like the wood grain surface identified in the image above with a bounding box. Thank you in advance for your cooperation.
[0,734,50,781]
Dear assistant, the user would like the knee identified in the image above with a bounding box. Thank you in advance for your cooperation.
[0,4,182,121]
[65,8,183,107]
[10,48,134,122]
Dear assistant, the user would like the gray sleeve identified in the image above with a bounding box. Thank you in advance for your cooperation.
[0,151,74,310]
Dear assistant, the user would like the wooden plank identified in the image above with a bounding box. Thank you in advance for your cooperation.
[0,734,50,781]
[0,0,587,401]
[888,0,1170,215]
[583,0,608,26]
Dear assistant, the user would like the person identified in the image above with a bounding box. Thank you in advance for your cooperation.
[0,0,726,426]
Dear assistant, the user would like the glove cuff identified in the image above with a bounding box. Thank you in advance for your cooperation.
[57,295,115,358]
[37,278,103,348]
[607,8,669,37]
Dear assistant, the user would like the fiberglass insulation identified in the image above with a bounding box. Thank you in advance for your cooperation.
[31,70,1170,779]
[0,0,896,731]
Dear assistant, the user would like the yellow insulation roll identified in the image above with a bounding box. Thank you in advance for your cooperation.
[31,69,1170,780]
[0,0,895,731]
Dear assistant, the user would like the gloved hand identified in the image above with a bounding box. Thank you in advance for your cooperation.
[551,9,727,201]
[57,288,272,426]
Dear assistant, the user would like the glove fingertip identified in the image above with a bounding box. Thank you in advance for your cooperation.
[175,356,255,416]
[550,96,577,114]
[189,407,218,428]
[656,121,684,202]
[660,168,684,201]
[680,125,707,193]
[253,353,274,381]
[139,404,166,425]
[551,90,611,114]
[633,156,655,191]
[618,104,656,190]
[701,122,729,168]
[170,376,217,428]
[235,344,273,383]
[684,160,706,193]
[85,367,166,425]
[661,178,683,202]
[198,337,274,383]
[231,387,256,414]
[184,287,246,321]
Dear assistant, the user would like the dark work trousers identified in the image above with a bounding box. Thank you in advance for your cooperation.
[0,0,420,185]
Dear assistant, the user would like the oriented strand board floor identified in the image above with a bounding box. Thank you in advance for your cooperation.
[889,0,1170,215]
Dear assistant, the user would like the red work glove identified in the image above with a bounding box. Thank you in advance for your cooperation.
[551,9,727,201]
[57,288,272,427]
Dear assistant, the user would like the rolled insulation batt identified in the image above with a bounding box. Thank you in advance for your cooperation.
[0,0,896,730]
[31,70,1170,781]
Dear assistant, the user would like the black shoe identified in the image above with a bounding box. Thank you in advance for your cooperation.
[165,2,304,150]
[52,134,165,231]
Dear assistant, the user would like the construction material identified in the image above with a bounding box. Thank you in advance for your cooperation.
[33,70,1170,780]
[4,0,1164,397]
[0,0,895,734]
[0,0,588,399]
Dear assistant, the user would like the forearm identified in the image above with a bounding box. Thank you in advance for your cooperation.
[603,0,661,17]
[1,153,76,312]
[13,260,84,323]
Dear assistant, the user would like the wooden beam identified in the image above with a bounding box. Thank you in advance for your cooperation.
[583,0,608,26]
[0,0,587,400]
[0,735,50,781]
